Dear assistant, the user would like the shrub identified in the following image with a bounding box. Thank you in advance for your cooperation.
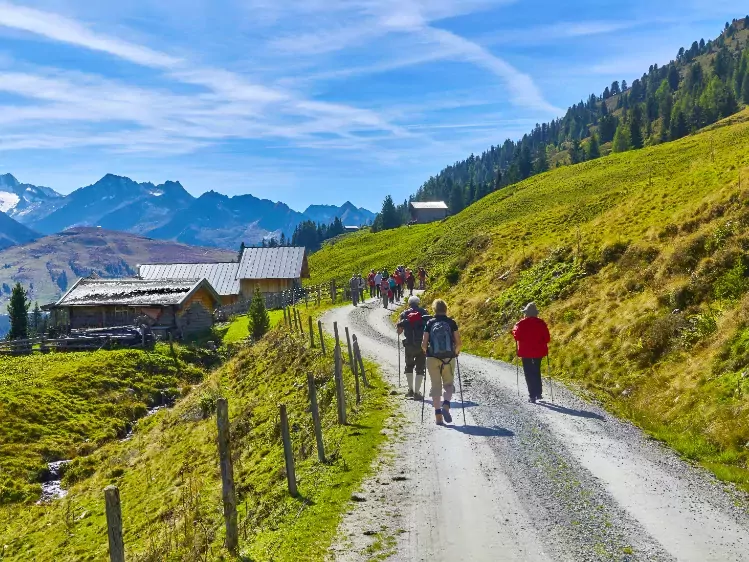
[601,241,629,265]
[248,288,271,340]
[668,234,707,273]
[630,312,688,365]
[445,266,460,285]
[714,260,749,301]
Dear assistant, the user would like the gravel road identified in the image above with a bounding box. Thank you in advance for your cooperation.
[325,297,749,562]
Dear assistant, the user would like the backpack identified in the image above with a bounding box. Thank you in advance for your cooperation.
[402,308,424,345]
[429,319,455,359]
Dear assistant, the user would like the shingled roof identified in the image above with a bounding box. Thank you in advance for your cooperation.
[139,263,240,296]
[54,278,220,307]
[237,247,309,279]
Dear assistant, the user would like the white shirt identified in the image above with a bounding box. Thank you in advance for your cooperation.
[374,273,382,284]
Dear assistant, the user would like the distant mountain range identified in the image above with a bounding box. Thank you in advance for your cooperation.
[0,173,375,250]
[0,227,237,312]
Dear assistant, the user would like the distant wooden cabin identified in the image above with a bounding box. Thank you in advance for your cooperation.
[138,262,240,306]
[137,246,309,304]
[236,246,309,298]
[409,201,449,223]
[48,277,221,337]
[344,225,360,232]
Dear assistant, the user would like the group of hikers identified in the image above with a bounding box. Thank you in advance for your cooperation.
[348,267,428,308]
[395,295,550,425]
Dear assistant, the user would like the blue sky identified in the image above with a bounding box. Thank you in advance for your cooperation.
[0,0,743,212]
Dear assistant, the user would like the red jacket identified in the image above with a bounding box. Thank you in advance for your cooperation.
[512,317,550,358]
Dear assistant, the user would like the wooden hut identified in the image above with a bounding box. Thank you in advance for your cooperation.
[409,201,449,223]
[236,246,309,298]
[48,277,221,337]
[138,262,240,306]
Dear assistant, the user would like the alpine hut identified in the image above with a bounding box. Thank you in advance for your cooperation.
[48,277,221,337]
[409,201,448,223]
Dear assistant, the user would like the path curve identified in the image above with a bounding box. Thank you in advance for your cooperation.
[324,297,749,562]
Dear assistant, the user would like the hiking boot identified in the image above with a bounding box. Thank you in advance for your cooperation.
[435,409,444,425]
[442,402,452,424]
[413,392,423,401]
[529,397,537,404]
[406,389,414,398]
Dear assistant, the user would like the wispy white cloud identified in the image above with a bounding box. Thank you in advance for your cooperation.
[0,1,179,68]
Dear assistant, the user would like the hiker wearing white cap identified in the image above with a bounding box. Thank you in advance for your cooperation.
[512,302,550,403]
[397,296,430,399]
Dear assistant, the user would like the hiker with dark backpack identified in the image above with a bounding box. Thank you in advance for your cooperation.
[397,296,430,399]
[512,302,550,403]
[422,299,461,425]
[406,269,415,296]
[380,273,390,309]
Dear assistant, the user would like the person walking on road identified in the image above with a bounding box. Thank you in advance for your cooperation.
[394,269,403,301]
[374,270,383,298]
[418,267,428,290]
[368,270,376,299]
[349,274,360,307]
[512,302,550,403]
[381,273,390,309]
[358,274,366,302]
[388,273,397,304]
[397,296,430,399]
[406,269,415,296]
[422,299,461,425]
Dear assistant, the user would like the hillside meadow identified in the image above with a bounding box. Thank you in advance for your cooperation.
[309,109,749,492]
[0,310,391,560]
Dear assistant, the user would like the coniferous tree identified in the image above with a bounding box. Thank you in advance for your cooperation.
[534,147,549,174]
[629,106,644,149]
[380,195,400,230]
[248,288,270,340]
[612,124,632,153]
[742,73,749,104]
[587,134,600,160]
[449,183,464,214]
[31,302,41,337]
[7,282,29,340]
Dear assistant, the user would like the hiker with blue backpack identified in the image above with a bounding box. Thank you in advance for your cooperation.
[397,296,430,399]
[422,299,462,425]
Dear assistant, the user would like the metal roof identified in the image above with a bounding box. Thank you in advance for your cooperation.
[55,278,219,307]
[237,246,308,279]
[410,201,448,210]
[139,262,240,296]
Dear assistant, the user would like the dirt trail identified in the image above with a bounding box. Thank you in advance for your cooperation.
[325,297,749,562]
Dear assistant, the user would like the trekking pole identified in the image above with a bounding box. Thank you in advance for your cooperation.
[547,355,555,403]
[456,356,466,426]
[397,332,401,387]
[515,342,520,398]
[421,375,426,423]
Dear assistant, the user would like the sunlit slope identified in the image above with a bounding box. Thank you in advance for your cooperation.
[310,109,749,491]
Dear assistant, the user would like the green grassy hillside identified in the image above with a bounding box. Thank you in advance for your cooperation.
[0,326,390,561]
[310,109,749,492]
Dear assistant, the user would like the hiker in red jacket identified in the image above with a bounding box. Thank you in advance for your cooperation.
[512,302,550,403]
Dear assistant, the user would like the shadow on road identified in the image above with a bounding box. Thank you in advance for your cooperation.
[537,401,605,420]
[424,399,480,408]
[445,425,514,437]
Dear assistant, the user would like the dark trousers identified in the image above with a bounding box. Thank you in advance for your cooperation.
[521,358,544,399]
[403,343,426,375]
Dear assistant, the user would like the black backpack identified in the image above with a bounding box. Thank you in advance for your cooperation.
[402,308,425,345]
[429,318,455,359]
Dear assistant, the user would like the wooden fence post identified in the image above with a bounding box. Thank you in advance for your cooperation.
[332,280,337,303]
[279,404,298,497]
[216,398,238,553]
[104,485,125,562]
[307,374,325,463]
[318,320,326,356]
[333,321,340,347]
[308,316,314,348]
[353,336,369,388]
[334,344,347,424]
[352,338,361,405]
[293,308,299,332]
[345,327,355,374]
[297,309,304,336]
[317,285,321,306]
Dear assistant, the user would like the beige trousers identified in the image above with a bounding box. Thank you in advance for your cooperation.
[426,357,456,406]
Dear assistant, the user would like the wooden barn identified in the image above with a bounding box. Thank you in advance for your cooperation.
[237,246,309,298]
[48,277,221,337]
[137,246,309,304]
[138,262,240,306]
[409,201,449,223]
